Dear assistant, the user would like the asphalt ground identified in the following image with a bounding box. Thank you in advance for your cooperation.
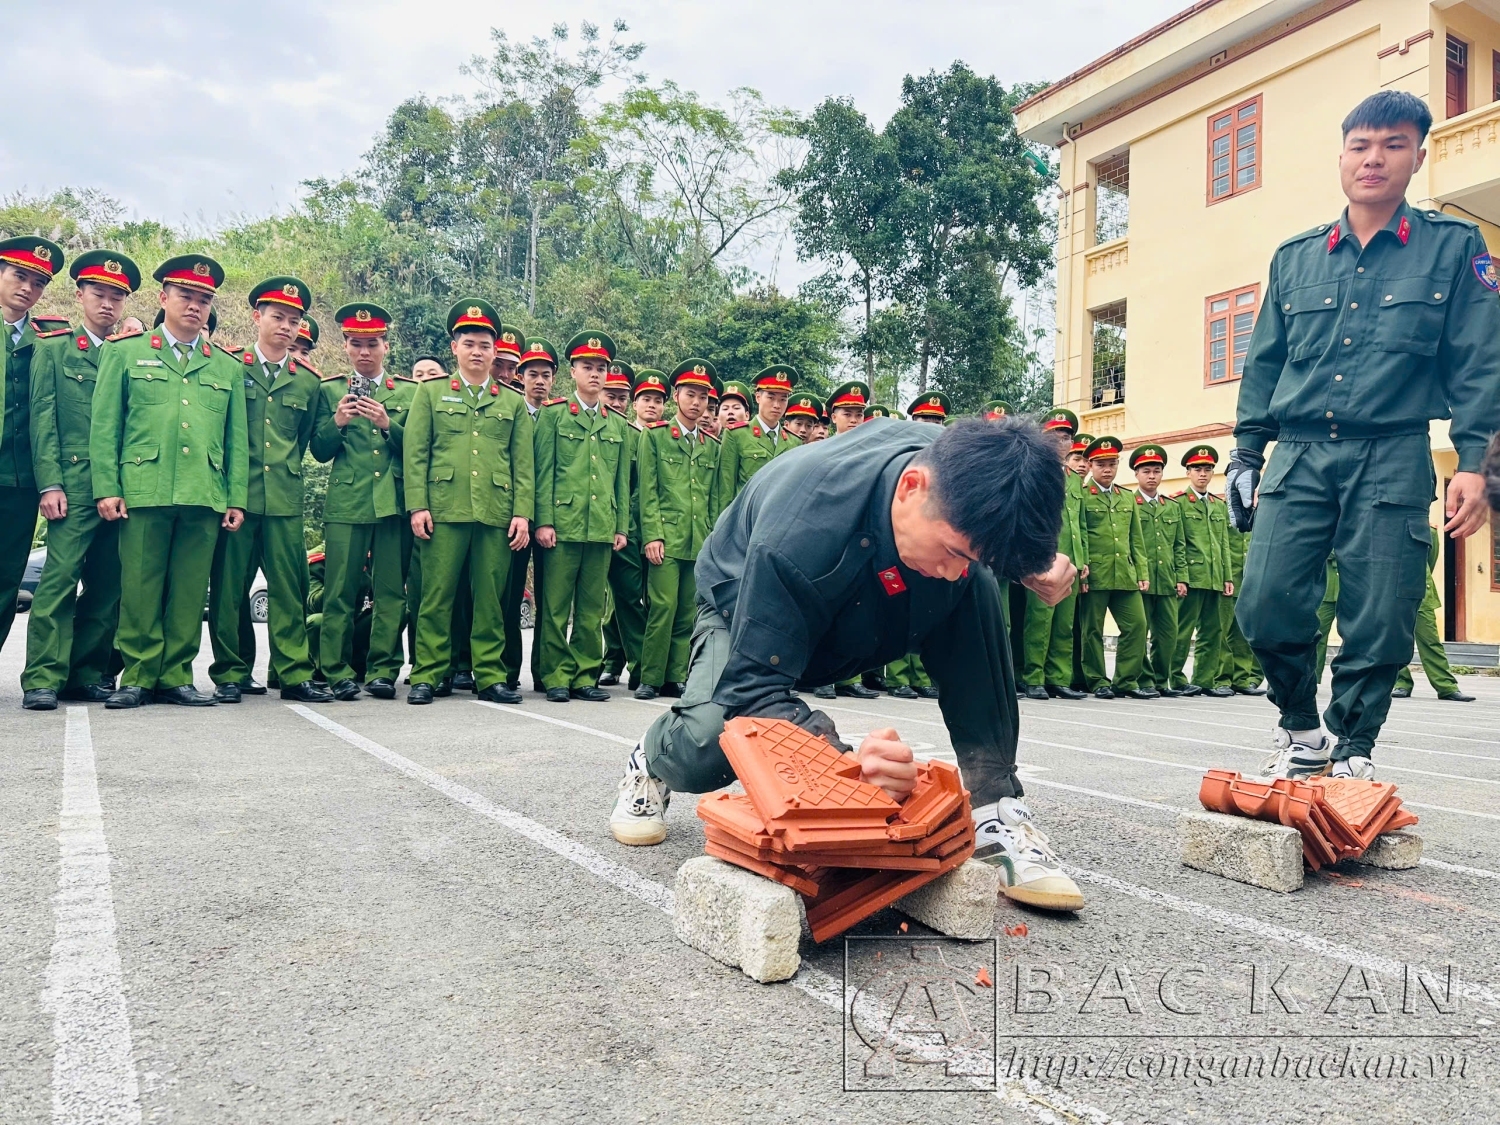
[2,615,1498,1124]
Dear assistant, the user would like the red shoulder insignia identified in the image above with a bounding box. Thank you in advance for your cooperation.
[106,326,144,342]
[646,420,670,428]
[33,326,71,339]
[318,368,344,382]
[307,551,326,565]
[545,396,568,406]
[725,420,748,430]
[295,357,320,378]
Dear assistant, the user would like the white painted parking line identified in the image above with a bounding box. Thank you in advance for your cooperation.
[42,707,142,1125]
[289,705,1116,1125]
[473,700,637,746]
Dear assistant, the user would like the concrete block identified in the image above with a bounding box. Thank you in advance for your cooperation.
[1351,830,1423,871]
[673,856,803,983]
[1179,809,1304,892]
[895,859,1001,939]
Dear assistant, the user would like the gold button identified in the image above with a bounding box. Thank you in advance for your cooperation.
[374,471,381,478]
[265,441,271,448]
[591,494,596,499]
[182,398,190,405]
[264,465,270,471]
[473,449,479,455]
[70,455,78,463]
[265,418,271,424]
[473,470,479,476]
[372,449,380,456]
[267,396,273,402]
[181,421,189,428]
[182,446,190,454]
[473,431,479,436]
[770,655,780,666]
[182,377,188,383]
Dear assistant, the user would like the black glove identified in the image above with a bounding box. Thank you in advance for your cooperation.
[1225,447,1263,532]
[800,709,852,754]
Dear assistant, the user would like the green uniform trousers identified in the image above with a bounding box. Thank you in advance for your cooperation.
[1171,588,1224,691]
[0,486,39,655]
[322,517,410,685]
[603,536,646,679]
[1237,437,1432,759]
[883,654,932,688]
[500,542,538,688]
[538,540,612,690]
[116,506,220,690]
[410,522,512,691]
[641,556,696,687]
[407,549,474,679]
[1140,592,1180,692]
[1393,573,1458,696]
[1020,588,1076,688]
[22,505,120,691]
[1216,595,1263,689]
[307,609,369,682]
[207,513,314,687]
[1079,588,1146,691]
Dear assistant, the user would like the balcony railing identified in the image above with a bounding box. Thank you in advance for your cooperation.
[1428,100,1500,214]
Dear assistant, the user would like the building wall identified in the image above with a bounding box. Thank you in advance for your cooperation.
[1048,0,1500,644]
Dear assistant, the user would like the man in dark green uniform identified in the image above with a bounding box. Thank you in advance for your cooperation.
[206,277,331,704]
[500,338,556,691]
[310,302,415,701]
[1128,443,1186,697]
[21,251,136,709]
[634,359,721,699]
[600,359,647,688]
[0,237,65,659]
[1392,526,1473,701]
[1216,526,1265,694]
[404,300,533,705]
[1232,92,1500,780]
[1019,409,1088,700]
[715,364,801,507]
[533,330,631,702]
[1077,436,1150,698]
[1168,445,1232,697]
[92,254,249,707]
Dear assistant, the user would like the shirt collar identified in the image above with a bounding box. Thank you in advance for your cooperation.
[84,326,105,347]
[254,343,287,372]
[5,314,26,336]
[1330,200,1414,253]
[755,415,779,436]
[161,325,199,351]
[1190,486,1209,500]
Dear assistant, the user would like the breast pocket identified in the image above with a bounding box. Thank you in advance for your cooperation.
[274,394,309,437]
[436,406,470,433]
[481,413,512,442]
[197,374,230,413]
[128,368,169,405]
[1373,276,1449,356]
[1281,282,1341,362]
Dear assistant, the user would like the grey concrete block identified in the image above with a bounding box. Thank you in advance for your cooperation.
[673,857,803,983]
[1352,830,1423,871]
[1179,809,1304,892]
[895,860,1001,939]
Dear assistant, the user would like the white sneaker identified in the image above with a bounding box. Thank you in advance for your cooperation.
[1261,727,1333,779]
[972,797,1084,912]
[1330,755,1375,780]
[609,745,671,846]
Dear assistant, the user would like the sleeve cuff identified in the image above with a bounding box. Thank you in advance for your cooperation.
[1237,434,1270,456]
[1458,446,1486,474]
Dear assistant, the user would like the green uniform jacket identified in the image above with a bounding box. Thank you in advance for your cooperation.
[1080,480,1146,590]
[228,346,324,517]
[1225,525,1251,587]
[1134,491,1187,593]
[310,371,414,523]
[403,375,534,527]
[3,318,56,489]
[637,420,721,561]
[29,325,101,502]
[534,396,630,543]
[714,415,799,504]
[1237,201,1500,473]
[1176,490,1230,590]
[1060,470,1089,583]
[624,421,643,541]
[91,329,249,512]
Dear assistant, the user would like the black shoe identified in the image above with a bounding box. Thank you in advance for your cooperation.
[478,683,523,704]
[1177,685,1204,697]
[889,685,919,699]
[365,678,396,699]
[59,683,116,702]
[282,681,335,703]
[570,686,611,702]
[1093,686,1115,700]
[1390,687,1412,699]
[331,679,362,701]
[242,679,268,696]
[634,684,659,700]
[1440,690,1477,702]
[813,685,836,699]
[1159,687,1183,698]
[862,674,887,692]
[22,688,57,711]
[407,683,434,705]
[1205,686,1235,698]
[1232,685,1267,696]
[914,686,940,699]
[503,680,520,692]
[452,670,476,693]
[1023,685,1049,701]
[546,687,571,703]
[836,683,881,699]
[214,682,242,704]
[598,672,620,687]
[156,685,217,706]
[1045,685,1086,700]
[435,677,454,698]
[1124,688,1160,699]
[105,685,150,709]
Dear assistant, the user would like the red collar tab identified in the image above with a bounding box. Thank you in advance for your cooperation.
[385,378,395,390]
[243,351,255,365]
[490,383,500,395]
[150,334,162,350]
[1397,215,1411,246]
[570,401,579,415]
[1089,485,1098,494]
[201,343,211,357]
[671,426,681,439]
[1136,494,1143,504]
[1327,225,1340,254]
[878,566,907,596]
[1187,493,1198,502]
[752,425,761,437]
[451,379,461,390]
[76,335,89,350]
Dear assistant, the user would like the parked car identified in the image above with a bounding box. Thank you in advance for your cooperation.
[15,547,45,611]
[202,570,269,622]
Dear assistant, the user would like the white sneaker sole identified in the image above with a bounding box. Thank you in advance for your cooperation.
[610,817,667,846]
[1002,875,1085,912]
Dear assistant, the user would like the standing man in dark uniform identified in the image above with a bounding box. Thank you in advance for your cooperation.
[607,418,1085,912]
[1228,91,1500,780]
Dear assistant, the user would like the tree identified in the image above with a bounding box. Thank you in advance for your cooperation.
[780,98,902,383]
[692,285,843,391]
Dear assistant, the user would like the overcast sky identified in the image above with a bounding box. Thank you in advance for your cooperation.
[7,0,1184,276]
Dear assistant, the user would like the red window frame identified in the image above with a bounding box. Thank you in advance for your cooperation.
[1204,284,1260,386]
[1207,95,1262,204]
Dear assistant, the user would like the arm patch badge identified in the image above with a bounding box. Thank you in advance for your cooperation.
[1474,252,1499,292]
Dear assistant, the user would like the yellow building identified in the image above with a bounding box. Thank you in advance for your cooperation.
[1016,0,1500,648]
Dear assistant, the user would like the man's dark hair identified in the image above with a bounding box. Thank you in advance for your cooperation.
[451,327,496,342]
[413,354,445,367]
[915,417,1063,580]
[1341,90,1433,144]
